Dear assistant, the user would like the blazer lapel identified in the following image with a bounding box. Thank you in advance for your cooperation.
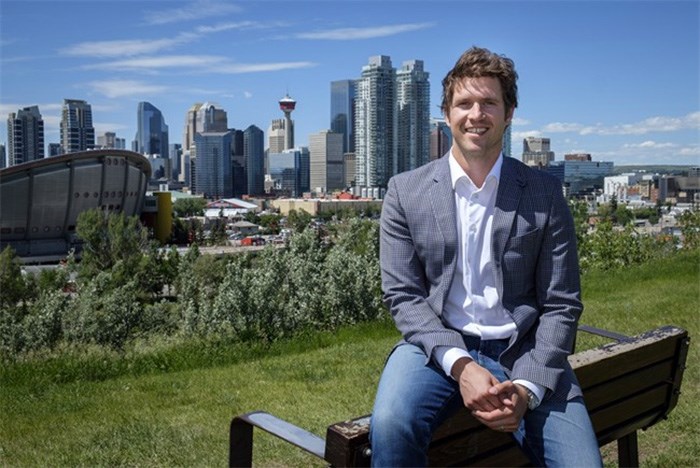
[429,157,458,295]
[492,157,526,266]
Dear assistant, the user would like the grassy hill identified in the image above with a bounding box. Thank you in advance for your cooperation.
[1,250,698,467]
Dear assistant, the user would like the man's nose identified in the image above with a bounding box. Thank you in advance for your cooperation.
[469,103,485,119]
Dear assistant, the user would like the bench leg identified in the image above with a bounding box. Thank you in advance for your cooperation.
[229,417,254,468]
[617,431,639,467]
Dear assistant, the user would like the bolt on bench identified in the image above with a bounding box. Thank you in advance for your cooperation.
[229,325,689,467]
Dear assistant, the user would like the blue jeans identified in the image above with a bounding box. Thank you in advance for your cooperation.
[370,337,602,467]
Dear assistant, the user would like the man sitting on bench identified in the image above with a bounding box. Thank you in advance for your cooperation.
[371,46,603,467]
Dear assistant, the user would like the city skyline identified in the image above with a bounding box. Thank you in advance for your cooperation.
[1,0,698,166]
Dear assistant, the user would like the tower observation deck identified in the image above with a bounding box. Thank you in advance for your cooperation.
[279,94,296,150]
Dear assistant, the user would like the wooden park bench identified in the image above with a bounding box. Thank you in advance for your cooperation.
[229,325,689,467]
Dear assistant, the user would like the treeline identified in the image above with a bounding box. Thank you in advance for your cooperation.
[1,205,698,360]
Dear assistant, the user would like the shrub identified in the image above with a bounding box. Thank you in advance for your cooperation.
[63,271,141,350]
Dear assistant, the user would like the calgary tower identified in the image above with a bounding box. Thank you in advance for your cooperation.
[278,93,296,150]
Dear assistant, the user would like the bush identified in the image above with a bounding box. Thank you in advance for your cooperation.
[63,271,141,350]
[21,289,67,353]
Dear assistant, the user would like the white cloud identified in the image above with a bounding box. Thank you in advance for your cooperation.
[512,130,542,140]
[510,117,530,126]
[541,112,700,137]
[542,122,585,133]
[87,80,170,98]
[83,55,315,74]
[61,36,194,58]
[623,141,677,149]
[217,61,316,74]
[244,91,253,99]
[142,0,242,25]
[297,22,434,40]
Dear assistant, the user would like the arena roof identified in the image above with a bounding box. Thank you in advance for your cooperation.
[0,149,152,259]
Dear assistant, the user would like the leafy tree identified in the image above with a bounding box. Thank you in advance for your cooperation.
[173,197,207,218]
[614,205,634,226]
[0,246,28,311]
[258,213,281,234]
[678,210,700,250]
[75,209,149,283]
[287,209,313,233]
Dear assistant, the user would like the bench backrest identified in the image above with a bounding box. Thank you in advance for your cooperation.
[324,326,689,467]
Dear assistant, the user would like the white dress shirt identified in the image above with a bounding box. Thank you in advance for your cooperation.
[434,152,544,404]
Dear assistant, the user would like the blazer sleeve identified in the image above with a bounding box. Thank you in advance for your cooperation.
[380,176,467,363]
[509,177,583,395]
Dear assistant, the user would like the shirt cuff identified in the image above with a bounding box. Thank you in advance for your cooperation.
[434,346,473,379]
[512,379,545,407]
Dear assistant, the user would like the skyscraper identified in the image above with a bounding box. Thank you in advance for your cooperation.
[430,118,451,161]
[244,125,265,196]
[330,80,356,154]
[268,147,309,197]
[181,102,228,186]
[97,132,125,149]
[194,131,233,198]
[134,101,169,157]
[268,119,286,154]
[309,130,344,193]
[394,59,430,174]
[7,105,44,166]
[60,99,94,154]
[355,55,395,189]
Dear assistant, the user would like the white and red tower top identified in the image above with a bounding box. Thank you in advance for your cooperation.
[279,94,296,114]
[279,94,296,150]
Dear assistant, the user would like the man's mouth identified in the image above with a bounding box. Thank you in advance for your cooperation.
[466,127,487,135]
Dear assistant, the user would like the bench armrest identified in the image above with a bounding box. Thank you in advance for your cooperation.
[229,411,326,467]
[578,324,633,342]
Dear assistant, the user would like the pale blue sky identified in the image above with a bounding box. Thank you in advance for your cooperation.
[1,0,698,165]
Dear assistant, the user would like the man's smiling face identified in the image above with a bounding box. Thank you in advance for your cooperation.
[445,76,514,165]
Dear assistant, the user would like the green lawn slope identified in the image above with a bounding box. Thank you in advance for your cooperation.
[1,250,697,467]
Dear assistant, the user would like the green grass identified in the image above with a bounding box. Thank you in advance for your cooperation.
[1,250,698,467]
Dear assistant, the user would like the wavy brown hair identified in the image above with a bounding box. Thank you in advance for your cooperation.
[440,46,518,114]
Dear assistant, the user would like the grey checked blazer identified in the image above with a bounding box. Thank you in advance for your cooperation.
[380,155,584,402]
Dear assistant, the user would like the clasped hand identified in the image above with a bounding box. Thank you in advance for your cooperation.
[456,360,528,432]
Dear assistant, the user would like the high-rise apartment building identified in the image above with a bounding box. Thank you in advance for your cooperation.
[355,55,395,189]
[309,130,344,193]
[194,131,233,198]
[60,99,94,154]
[522,136,555,166]
[7,105,44,166]
[394,60,430,174]
[134,102,169,157]
[330,80,356,154]
[244,125,265,196]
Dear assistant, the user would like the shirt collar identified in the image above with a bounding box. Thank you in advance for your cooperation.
[448,151,503,190]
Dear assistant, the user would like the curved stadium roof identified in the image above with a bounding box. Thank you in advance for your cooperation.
[0,149,151,258]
